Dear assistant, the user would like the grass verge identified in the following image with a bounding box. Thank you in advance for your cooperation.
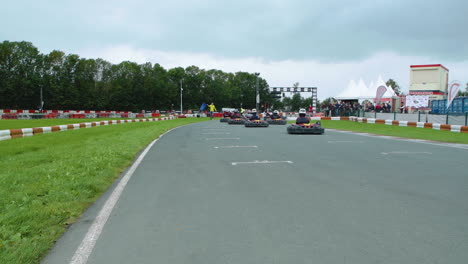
[0,118,168,130]
[0,118,209,264]
[310,120,468,144]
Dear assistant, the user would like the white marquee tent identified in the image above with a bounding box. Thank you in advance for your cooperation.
[336,75,397,103]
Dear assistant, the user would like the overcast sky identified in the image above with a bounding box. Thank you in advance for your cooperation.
[2,0,467,99]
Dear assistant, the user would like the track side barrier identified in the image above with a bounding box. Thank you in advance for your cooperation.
[349,116,468,133]
[0,116,178,141]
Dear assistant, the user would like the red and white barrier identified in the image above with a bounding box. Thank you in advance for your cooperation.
[0,116,176,141]
[349,117,468,133]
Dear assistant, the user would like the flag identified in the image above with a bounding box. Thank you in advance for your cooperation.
[447,81,461,109]
[375,85,387,103]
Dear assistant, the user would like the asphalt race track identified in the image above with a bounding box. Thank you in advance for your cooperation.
[44,120,468,264]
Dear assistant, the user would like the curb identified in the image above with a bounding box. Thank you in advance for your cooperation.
[0,117,177,141]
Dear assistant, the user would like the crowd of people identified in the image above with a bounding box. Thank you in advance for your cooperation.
[320,102,362,117]
[363,102,392,113]
[319,101,395,116]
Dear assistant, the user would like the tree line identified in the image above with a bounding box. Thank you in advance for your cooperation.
[0,41,277,112]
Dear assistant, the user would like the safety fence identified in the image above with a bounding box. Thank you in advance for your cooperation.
[362,112,468,126]
[350,117,468,133]
[0,111,162,120]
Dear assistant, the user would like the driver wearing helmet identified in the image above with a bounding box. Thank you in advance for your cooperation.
[249,109,260,120]
[271,110,281,119]
[296,108,310,124]
[223,111,231,118]
[231,109,242,119]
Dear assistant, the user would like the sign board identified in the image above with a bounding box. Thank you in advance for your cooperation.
[405,95,429,108]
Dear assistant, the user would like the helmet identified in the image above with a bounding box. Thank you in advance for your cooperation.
[251,109,257,113]
[273,110,279,114]
[299,108,306,114]
[234,109,239,113]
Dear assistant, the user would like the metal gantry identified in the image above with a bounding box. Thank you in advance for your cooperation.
[270,86,318,113]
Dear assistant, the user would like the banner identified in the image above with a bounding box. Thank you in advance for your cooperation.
[406,95,429,108]
[447,81,461,109]
[375,85,387,103]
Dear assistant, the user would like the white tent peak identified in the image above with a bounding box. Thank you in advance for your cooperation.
[336,75,398,101]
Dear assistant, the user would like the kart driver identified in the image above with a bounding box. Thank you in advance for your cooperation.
[271,110,281,119]
[231,109,242,119]
[249,109,260,120]
[296,108,310,124]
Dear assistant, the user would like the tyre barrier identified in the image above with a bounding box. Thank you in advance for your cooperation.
[245,120,269,127]
[0,116,177,141]
[220,118,230,122]
[228,119,246,125]
[287,123,324,134]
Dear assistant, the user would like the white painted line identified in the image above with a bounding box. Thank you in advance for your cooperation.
[327,129,468,150]
[381,151,432,155]
[214,145,258,149]
[69,127,179,264]
[328,140,364,143]
[231,160,293,166]
[205,137,240,140]
[202,132,231,135]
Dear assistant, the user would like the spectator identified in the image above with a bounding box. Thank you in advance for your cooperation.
[208,102,217,120]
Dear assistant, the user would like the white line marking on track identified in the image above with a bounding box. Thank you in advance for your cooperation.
[202,132,231,135]
[214,145,258,149]
[327,129,468,150]
[328,140,364,143]
[69,127,179,264]
[381,151,432,155]
[231,160,293,166]
[206,137,240,140]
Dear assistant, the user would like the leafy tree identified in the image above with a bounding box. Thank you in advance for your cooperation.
[457,83,468,96]
[0,41,277,112]
[386,79,401,95]
[290,93,302,112]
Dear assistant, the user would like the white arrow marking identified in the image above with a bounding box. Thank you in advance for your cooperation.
[231,160,293,166]
[381,151,432,155]
[214,145,258,149]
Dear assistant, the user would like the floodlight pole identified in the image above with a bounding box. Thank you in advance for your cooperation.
[255,73,260,110]
[180,79,183,114]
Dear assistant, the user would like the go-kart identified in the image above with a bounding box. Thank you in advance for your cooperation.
[287,121,324,134]
[245,119,269,127]
[228,118,246,125]
[220,117,231,122]
[267,118,287,125]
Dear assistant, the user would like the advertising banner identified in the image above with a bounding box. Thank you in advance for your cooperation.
[406,95,429,108]
[447,81,461,109]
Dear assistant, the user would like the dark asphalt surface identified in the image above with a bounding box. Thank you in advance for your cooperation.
[44,120,468,264]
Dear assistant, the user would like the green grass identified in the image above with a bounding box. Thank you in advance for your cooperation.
[0,118,209,264]
[0,117,168,130]
[310,120,468,144]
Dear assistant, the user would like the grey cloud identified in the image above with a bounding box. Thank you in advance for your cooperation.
[2,0,467,62]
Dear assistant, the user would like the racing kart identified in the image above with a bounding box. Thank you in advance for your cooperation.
[267,118,287,125]
[220,117,231,122]
[287,121,324,134]
[245,119,269,127]
[228,118,246,125]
